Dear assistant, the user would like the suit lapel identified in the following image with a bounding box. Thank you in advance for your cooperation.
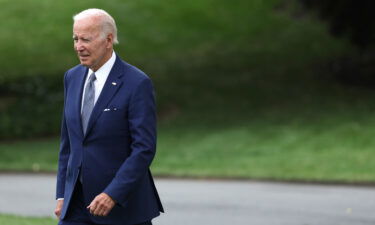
[84,57,124,138]
[72,66,88,137]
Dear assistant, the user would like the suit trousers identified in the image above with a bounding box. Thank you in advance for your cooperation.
[58,180,152,225]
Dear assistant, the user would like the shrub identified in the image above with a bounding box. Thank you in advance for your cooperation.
[0,74,63,139]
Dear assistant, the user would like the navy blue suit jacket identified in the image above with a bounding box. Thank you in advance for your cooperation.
[56,56,164,225]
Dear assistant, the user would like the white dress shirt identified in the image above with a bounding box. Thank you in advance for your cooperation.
[81,51,117,113]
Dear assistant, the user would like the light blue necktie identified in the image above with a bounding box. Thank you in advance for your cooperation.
[81,73,96,134]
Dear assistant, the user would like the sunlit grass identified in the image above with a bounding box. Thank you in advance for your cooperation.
[0,0,371,183]
[0,214,56,225]
[2,107,375,183]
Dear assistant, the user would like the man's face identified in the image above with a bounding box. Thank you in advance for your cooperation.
[73,18,112,71]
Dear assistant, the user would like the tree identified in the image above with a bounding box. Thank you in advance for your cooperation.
[301,0,375,49]
[301,0,375,86]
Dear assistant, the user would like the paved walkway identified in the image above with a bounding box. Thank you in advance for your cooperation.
[0,174,375,225]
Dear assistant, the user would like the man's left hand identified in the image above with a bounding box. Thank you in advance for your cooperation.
[87,193,116,216]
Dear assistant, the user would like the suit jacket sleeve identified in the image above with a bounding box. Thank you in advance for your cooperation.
[56,72,71,199]
[104,77,157,206]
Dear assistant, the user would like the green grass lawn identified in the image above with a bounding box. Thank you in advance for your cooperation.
[156,111,375,182]
[1,0,373,183]
[0,138,58,172]
[0,214,56,225]
[2,101,375,183]
[0,0,287,78]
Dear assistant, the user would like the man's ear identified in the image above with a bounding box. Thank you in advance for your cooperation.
[106,33,114,47]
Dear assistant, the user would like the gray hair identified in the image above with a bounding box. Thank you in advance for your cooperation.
[73,8,119,45]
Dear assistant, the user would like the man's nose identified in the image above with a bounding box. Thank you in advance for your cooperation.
[75,42,84,51]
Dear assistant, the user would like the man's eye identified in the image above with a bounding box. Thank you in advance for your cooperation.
[73,38,90,43]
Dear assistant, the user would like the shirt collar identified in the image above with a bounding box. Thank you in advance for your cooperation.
[88,51,116,83]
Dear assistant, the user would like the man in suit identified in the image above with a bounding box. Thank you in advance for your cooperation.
[54,8,164,225]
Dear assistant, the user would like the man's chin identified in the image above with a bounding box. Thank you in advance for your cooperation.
[79,60,91,67]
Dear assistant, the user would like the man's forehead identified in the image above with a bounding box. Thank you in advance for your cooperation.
[73,22,100,34]
[74,15,102,26]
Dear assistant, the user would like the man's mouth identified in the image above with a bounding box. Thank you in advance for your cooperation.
[79,55,90,61]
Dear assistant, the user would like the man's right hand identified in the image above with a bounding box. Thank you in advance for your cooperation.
[54,199,64,219]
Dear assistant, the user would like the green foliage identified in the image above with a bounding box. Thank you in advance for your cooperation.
[301,0,375,49]
[0,75,63,138]
[0,0,262,78]
[301,0,375,86]
[0,0,353,139]
[2,0,375,183]
[0,0,274,138]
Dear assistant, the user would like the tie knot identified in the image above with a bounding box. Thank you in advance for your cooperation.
[89,73,96,82]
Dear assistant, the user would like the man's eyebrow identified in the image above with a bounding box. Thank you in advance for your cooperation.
[72,35,92,40]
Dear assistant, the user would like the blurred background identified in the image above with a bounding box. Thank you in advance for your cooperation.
[1,0,375,183]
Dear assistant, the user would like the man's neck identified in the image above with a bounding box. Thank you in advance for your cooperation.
[91,50,113,72]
